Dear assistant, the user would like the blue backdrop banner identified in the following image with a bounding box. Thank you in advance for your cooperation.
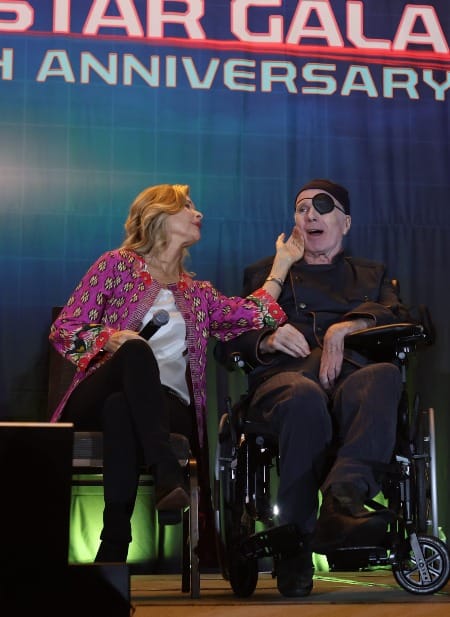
[0,0,449,531]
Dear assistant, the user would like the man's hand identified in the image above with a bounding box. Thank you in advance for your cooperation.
[259,323,311,357]
[319,318,374,390]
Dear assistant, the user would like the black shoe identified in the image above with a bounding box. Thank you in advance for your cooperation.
[94,540,129,563]
[153,458,190,510]
[155,484,190,510]
[312,483,390,554]
[276,549,314,598]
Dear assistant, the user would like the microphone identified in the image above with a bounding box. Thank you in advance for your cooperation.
[139,309,170,340]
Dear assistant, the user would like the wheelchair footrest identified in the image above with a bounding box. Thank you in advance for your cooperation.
[327,546,389,571]
[239,524,303,560]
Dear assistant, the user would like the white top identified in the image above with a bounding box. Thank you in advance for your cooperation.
[141,288,190,405]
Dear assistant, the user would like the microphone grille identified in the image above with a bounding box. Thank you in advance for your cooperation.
[152,309,170,327]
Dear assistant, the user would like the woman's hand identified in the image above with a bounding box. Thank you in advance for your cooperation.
[262,227,304,299]
[275,226,304,267]
[103,329,143,353]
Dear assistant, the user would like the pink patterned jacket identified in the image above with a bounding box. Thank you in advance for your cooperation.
[49,248,286,446]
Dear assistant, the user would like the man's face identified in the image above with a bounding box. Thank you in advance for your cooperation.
[294,188,351,259]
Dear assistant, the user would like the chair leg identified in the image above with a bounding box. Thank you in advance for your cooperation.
[181,457,200,598]
[182,508,190,593]
[190,458,200,599]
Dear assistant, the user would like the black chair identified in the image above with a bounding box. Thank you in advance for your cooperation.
[213,315,450,596]
[47,308,200,598]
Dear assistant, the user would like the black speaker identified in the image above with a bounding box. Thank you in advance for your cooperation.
[67,564,131,616]
[0,422,131,615]
[0,422,74,572]
[1,564,131,617]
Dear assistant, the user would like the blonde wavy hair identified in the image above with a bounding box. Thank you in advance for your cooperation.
[121,183,192,273]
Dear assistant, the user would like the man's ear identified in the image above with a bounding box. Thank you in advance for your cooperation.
[343,215,351,235]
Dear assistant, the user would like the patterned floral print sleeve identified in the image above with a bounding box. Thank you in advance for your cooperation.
[49,251,121,369]
[198,281,287,342]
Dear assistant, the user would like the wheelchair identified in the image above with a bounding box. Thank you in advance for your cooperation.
[213,316,450,597]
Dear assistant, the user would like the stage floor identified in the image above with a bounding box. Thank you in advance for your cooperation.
[130,569,450,617]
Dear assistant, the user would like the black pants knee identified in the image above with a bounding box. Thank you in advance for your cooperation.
[249,370,332,534]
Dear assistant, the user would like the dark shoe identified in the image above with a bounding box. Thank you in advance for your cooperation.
[155,484,190,510]
[276,549,314,598]
[153,457,190,510]
[312,483,390,554]
[94,540,129,563]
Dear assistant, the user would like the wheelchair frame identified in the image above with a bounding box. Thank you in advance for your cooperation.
[214,322,450,596]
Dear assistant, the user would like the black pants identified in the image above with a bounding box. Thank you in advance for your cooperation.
[60,338,194,543]
[249,362,402,535]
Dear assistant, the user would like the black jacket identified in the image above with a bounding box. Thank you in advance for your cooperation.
[216,252,411,391]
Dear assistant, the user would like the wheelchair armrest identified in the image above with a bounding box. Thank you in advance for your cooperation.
[417,304,436,345]
[215,314,435,370]
[345,322,428,360]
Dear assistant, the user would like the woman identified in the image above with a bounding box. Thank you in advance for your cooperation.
[49,183,301,563]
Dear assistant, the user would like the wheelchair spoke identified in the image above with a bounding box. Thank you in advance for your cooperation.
[393,535,450,594]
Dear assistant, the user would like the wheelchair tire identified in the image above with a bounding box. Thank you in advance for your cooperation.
[393,535,450,594]
[215,412,259,589]
[227,438,260,596]
[228,553,259,598]
[214,412,235,581]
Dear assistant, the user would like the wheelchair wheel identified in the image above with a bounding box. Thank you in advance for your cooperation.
[228,551,259,598]
[227,440,259,598]
[393,535,450,594]
[214,412,235,581]
[214,414,260,596]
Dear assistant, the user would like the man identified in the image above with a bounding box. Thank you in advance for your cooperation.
[217,178,411,598]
